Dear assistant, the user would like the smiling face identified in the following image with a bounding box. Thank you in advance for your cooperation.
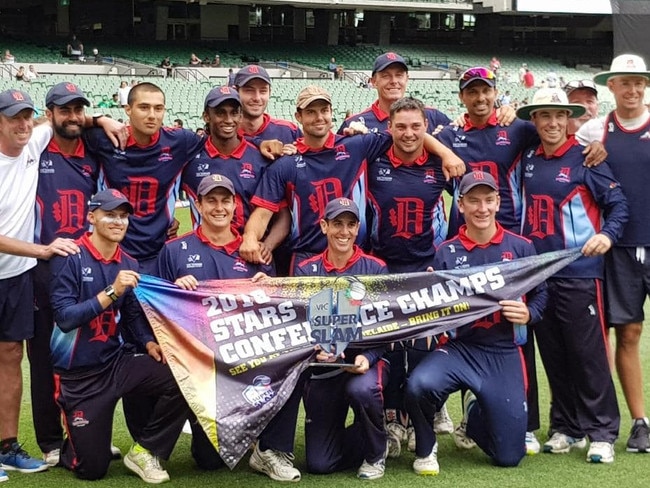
[607,75,648,117]
[0,109,34,157]
[238,79,270,119]
[88,206,130,244]
[459,81,497,122]
[320,212,360,257]
[197,187,236,232]
[371,65,409,107]
[203,100,241,142]
[295,100,332,141]
[566,88,598,134]
[531,109,570,153]
[389,108,427,160]
[458,185,500,234]
[49,102,86,140]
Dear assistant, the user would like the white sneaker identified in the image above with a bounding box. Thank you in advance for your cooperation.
[249,443,301,482]
[386,422,406,458]
[587,441,615,464]
[111,444,122,460]
[525,431,541,455]
[357,458,385,480]
[412,442,439,476]
[454,391,477,449]
[433,404,454,435]
[43,449,60,467]
[407,426,416,452]
[123,445,170,484]
[543,432,587,454]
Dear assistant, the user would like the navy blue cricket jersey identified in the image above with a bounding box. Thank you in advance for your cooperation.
[521,136,628,279]
[50,233,146,371]
[437,111,539,234]
[368,147,447,265]
[251,132,391,255]
[434,224,547,348]
[157,227,274,281]
[239,113,301,144]
[294,245,387,277]
[86,127,206,261]
[181,137,270,233]
[35,138,99,244]
[338,100,451,135]
[601,111,650,246]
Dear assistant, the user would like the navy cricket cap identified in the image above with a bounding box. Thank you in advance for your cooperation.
[204,85,240,109]
[0,89,34,116]
[324,198,359,220]
[45,82,90,108]
[197,174,236,197]
[372,52,408,76]
[458,171,498,197]
[89,189,134,213]
[233,65,271,87]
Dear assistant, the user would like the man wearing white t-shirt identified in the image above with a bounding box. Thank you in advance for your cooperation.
[576,53,650,454]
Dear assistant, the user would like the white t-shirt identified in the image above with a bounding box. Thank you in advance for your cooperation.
[576,112,650,145]
[0,124,52,279]
[118,86,131,106]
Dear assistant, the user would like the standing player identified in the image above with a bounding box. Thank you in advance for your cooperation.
[234,65,301,143]
[365,97,450,455]
[576,53,650,453]
[518,88,628,463]
[86,82,206,273]
[49,189,189,482]
[405,171,547,475]
[338,52,450,135]
[296,198,389,480]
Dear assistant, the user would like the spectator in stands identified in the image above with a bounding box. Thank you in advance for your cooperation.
[3,49,14,64]
[160,56,172,77]
[564,79,599,135]
[547,71,558,88]
[490,56,501,74]
[227,68,235,86]
[195,127,205,137]
[92,48,102,64]
[15,66,26,82]
[25,65,38,81]
[97,95,112,108]
[211,54,221,67]
[336,64,344,81]
[189,53,202,66]
[523,69,535,89]
[173,119,183,129]
[110,93,120,108]
[118,81,130,107]
[66,34,83,58]
[559,76,567,89]
[519,63,527,84]
[499,90,511,106]
[328,57,338,79]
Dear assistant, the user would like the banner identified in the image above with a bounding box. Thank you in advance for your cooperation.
[134,248,580,468]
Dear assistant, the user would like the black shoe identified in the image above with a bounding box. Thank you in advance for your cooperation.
[626,418,650,453]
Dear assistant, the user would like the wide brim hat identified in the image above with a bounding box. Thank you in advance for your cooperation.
[593,53,650,86]
[516,88,586,120]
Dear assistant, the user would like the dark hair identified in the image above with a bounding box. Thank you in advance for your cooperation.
[127,82,165,106]
[389,96,426,120]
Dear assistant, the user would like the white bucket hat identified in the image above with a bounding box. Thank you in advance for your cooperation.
[593,53,650,86]
[516,88,586,120]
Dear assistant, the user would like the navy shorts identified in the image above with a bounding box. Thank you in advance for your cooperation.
[605,247,650,325]
[0,270,35,341]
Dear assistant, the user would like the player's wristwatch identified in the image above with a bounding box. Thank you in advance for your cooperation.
[104,285,119,302]
[92,114,105,127]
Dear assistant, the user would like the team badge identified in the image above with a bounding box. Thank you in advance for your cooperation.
[495,130,511,146]
[555,167,571,183]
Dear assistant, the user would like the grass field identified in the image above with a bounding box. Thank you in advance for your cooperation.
[11,208,650,487]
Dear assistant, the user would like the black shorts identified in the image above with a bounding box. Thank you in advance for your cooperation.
[605,246,650,326]
[0,270,35,341]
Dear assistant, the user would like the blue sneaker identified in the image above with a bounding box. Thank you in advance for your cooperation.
[0,468,8,483]
[0,443,48,473]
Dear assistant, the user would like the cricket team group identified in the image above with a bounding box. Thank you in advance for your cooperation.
[0,49,649,483]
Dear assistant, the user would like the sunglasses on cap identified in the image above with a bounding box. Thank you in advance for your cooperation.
[460,67,496,82]
[564,79,597,92]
